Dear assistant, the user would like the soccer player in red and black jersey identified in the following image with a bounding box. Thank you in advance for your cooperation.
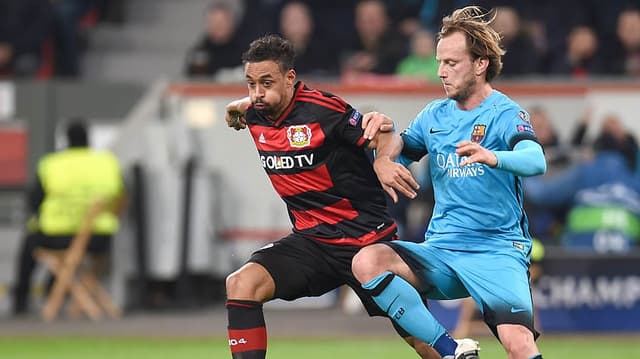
[223,34,438,359]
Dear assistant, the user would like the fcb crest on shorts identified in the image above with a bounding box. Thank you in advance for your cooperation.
[471,124,486,143]
[287,125,312,147]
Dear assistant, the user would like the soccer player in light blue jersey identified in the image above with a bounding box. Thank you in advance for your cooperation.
[353,6,547,359]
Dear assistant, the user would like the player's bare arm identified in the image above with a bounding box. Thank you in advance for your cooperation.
[362,111,395,140]
[456,140,498,167]
[225,96,251,130]
[373,132,419,203]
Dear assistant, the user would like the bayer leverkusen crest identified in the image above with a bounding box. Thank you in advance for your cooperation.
[287,125,312,148]
[471,124,486,143]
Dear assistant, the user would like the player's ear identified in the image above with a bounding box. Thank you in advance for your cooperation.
[286,69,296,88]
[475,57,489,77]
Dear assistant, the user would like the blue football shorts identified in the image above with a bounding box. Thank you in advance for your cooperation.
[386,238,539,338]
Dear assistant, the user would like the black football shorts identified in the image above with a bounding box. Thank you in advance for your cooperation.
[248,232,388,317]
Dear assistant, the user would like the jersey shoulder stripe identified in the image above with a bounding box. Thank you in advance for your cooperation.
[297,86,348,113]
[297,95,346,113]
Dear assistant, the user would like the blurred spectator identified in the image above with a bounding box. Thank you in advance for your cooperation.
[382,0,424,37]
[549,26,607,78]
[241,0,284,41]
[573,111,638,171]
[341,0,409,75]
[521,0,588,73]
[395,29,440,83]
[0,0,52,78]
[417,0,470,33]
[594,114,639,171]
[184,2,246,78]
[278,1,339,78]
[524,106,571,244]
[608,8,640,76]
[524,117,640,253]
[528,106,582,170]
[50,0,98,78]
[305,0,358,59]
[490,6,539,77]
[12,120,126,315]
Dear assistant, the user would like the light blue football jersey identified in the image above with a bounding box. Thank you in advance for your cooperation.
[400,90,538,250]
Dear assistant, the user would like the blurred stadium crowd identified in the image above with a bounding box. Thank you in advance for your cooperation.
[2,0,640,253]
[1,0,640,81]
[2,0,640,322]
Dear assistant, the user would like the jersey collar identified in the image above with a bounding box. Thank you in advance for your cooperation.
[272,81,304,127]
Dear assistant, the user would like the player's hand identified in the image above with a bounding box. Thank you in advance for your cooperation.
[225,97,250,130]
[373,156,419,203]
[456,141,498,167]
[362,111,395,140]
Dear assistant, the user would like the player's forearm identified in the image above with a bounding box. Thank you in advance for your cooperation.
[493,140,547,177]
[373,132,404,162]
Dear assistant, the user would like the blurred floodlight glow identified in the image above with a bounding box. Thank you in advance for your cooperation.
[184,98,217,128]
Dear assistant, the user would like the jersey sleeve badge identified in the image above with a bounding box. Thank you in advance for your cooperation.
[518,110,531,124]
[516,124,535,135]
[348,110,363,127]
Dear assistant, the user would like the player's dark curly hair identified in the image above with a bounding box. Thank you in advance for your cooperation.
[242,34,295,73]
[438,6,505,82]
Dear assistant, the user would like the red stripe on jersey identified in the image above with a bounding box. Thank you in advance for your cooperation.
[249,123,326,152]
[291,198,358,230]
[269,164,333,196]
[312,222,398,246]
[228,327,267,353]
[299,88,348,112]
[297,95,345,113]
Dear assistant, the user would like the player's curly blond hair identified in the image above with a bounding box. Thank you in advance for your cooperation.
[438,6,505,82]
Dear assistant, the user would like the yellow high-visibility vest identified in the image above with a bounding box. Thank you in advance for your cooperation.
[37,148,124,235]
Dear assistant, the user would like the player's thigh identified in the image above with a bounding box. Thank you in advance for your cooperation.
[386,241,468,300]
[248,234,345,301]
[455,248,537,338]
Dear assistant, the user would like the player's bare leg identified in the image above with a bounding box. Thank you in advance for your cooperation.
[353,244,479,359]
[405,336,444,359]
[225,263,275,359]
[497,324,541,359]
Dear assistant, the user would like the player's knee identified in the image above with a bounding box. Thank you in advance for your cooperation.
[352,244,390,283]
[498,324,537,358]
[225,270,258,299]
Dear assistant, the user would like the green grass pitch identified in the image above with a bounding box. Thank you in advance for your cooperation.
[0,335,638,358]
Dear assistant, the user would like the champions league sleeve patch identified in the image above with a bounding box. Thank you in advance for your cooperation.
[348,109,363,127]
[518,110,531,123]
[516,124,535,134]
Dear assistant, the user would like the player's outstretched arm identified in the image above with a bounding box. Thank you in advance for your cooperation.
[225,96,251,130]
[373,132,419,203]
[457,140,546,177]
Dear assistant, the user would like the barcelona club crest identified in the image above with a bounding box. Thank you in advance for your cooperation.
[287,125,312,148]
[471,124,486,143]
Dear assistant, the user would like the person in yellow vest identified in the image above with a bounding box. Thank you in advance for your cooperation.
[12,120,125,315]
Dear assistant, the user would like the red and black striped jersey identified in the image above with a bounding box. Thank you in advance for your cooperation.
[245,81,397,246]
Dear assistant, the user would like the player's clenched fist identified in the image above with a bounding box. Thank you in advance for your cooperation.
[225,97,251,130]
